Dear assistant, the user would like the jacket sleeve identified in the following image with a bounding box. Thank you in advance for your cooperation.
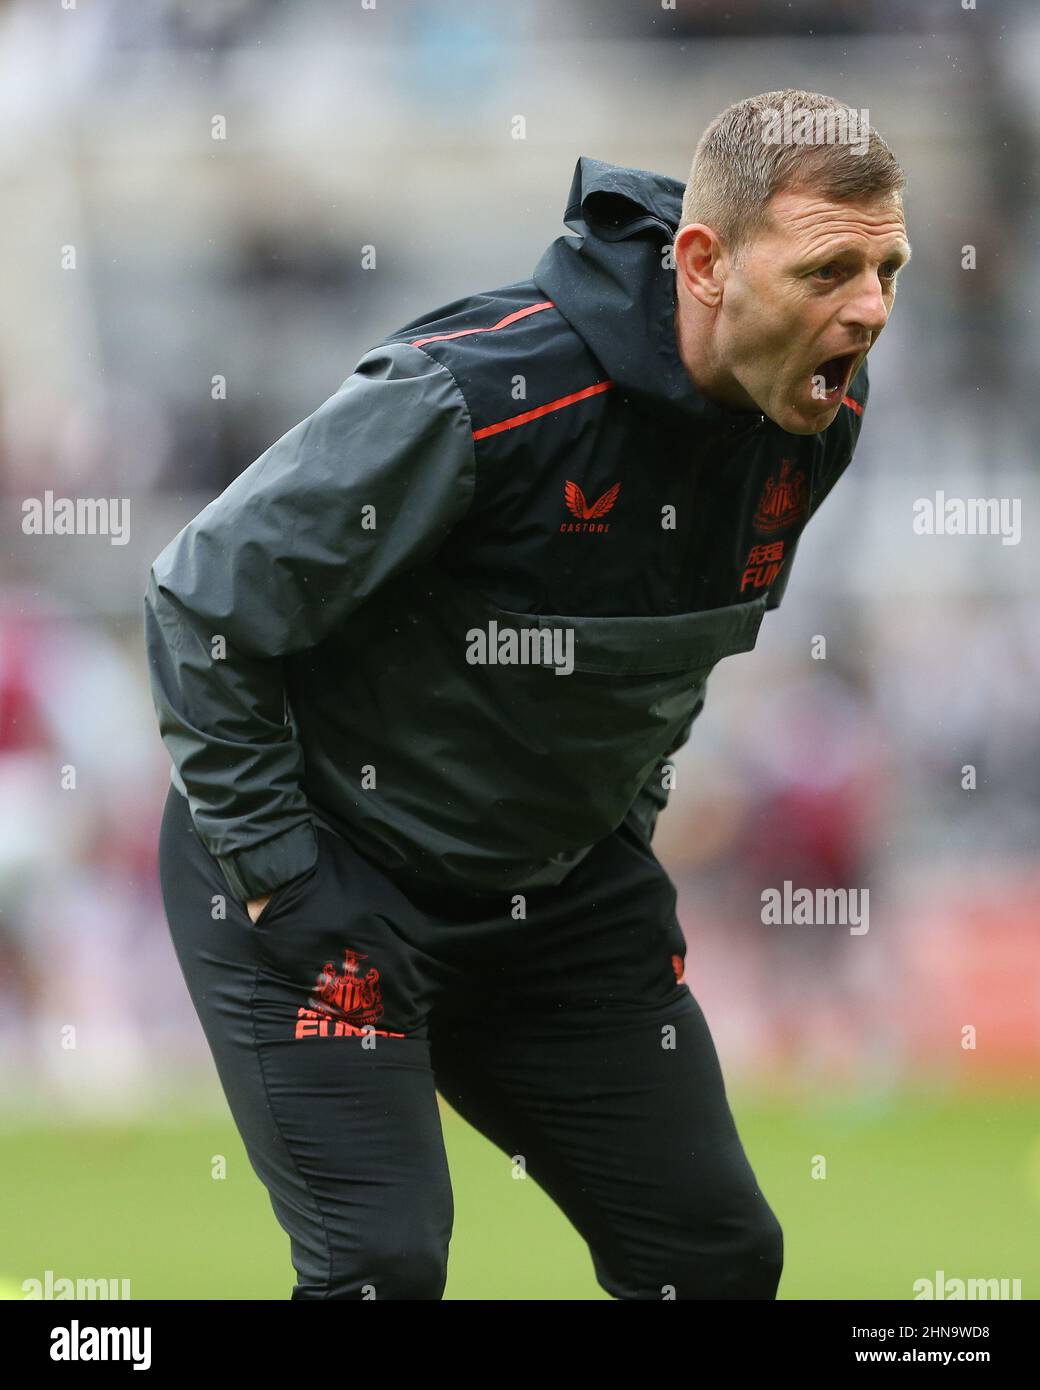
[144,341,476,902]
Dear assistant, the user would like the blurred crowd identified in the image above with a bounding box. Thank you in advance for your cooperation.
[0,0,1038,1112]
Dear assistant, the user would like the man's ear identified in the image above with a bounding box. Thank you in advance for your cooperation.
[674,223,726,308]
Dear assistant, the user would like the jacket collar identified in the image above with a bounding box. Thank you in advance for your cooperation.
[534,156,767,435]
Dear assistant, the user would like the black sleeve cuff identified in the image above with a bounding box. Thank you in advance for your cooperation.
[217,821,319,902]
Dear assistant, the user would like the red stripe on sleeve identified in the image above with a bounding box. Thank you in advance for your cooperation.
[472,380,614,441]
[411,300,555,348]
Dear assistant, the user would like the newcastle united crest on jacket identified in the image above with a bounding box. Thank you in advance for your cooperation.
[753,459,810,534]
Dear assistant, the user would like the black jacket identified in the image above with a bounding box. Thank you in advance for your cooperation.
[144,155,868,902]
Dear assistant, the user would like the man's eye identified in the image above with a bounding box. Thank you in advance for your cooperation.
[880,262,900,281]
[812,264,839,281]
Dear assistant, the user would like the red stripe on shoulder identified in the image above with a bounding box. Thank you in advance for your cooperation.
[842,394,864,416]
[472,380,613,441]
[411,300,555,348]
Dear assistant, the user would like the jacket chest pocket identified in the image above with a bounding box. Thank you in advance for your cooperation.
[432,565,769,749]
[522,595,768,677]
[315,565,772,865]
[435,582,769,846]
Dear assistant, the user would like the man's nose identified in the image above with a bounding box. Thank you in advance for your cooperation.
[842,273,890,334]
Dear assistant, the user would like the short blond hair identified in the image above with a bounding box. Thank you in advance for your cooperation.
[680,89,906,257]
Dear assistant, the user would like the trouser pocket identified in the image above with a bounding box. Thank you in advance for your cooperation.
[247,823,452,1044]
[250,859,320,926]
[159,784,446,1043]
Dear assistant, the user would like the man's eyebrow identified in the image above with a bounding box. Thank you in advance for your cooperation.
[797,240,911,267]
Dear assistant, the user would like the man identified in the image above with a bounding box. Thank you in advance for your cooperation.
[145,88,909,1300]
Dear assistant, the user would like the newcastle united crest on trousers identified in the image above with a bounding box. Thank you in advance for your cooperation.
[294,948,406,1040]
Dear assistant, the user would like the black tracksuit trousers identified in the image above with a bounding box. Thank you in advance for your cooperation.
[158,782,782,1300]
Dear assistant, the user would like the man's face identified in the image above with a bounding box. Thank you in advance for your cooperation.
[713,188,910,434]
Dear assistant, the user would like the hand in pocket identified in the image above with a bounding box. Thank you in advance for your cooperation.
[247,893,274,924]
[245,857,320,927]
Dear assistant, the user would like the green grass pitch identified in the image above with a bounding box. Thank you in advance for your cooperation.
[2,1089,1037,1300]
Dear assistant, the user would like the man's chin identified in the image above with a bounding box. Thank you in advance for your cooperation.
[767,395,844,436]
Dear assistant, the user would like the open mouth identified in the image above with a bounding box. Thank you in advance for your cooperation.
[811,351,859,400]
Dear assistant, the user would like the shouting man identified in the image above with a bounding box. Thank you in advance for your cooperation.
[145,89,909,1300]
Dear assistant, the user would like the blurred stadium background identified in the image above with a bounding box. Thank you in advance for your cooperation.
[1,0,1038,1299]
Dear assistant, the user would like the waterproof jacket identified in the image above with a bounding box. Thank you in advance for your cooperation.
[144,155,868,902]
